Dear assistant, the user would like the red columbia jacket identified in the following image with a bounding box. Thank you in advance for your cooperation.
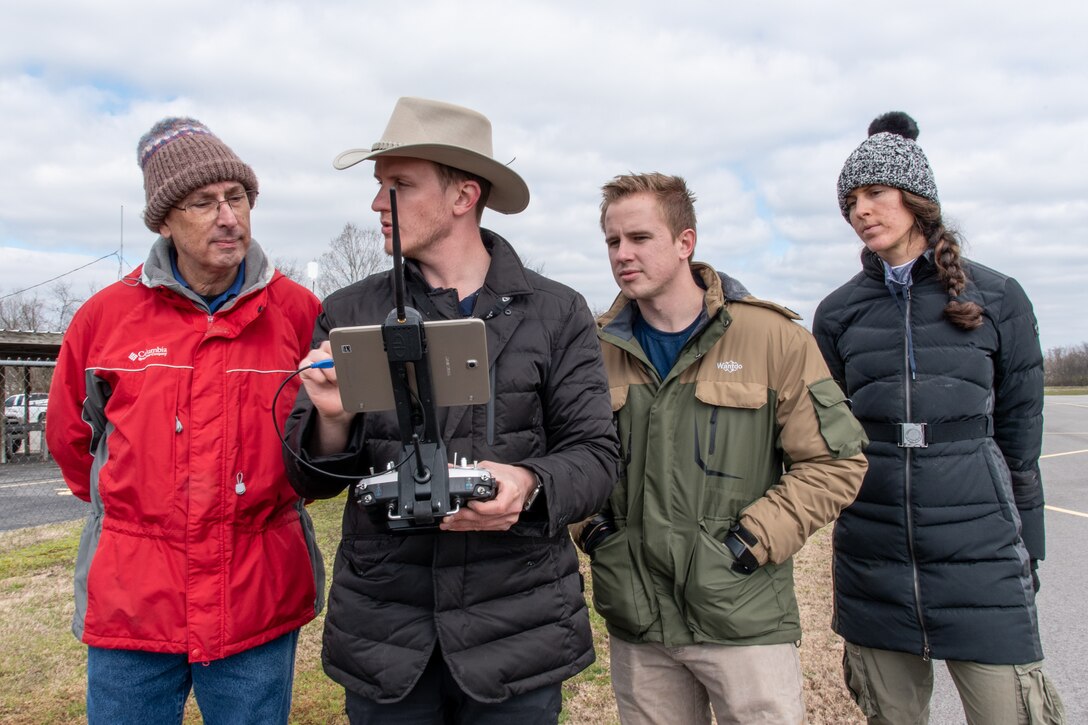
[47,239,324,662]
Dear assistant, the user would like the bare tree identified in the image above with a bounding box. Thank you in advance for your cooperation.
[271,256,309,288]
[1044,343,1088,387]
[0,291,48,331]
[520,257,546,275]
[0,287,74,396]
[49,281,86,331]
[315,223,390,298]
[1,281,95,333]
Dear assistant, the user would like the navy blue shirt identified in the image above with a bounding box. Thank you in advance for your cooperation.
[459,289,482,317]
[633,310,700,380]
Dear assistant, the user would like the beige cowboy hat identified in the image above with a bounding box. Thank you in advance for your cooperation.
[334,97,530,214]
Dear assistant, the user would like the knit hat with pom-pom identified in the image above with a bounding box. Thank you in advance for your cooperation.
[137,117,259,233]
[837,111,937,219]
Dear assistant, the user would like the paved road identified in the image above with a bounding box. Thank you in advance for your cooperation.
[1,429,88,532]
[0,458,88,532]
[2,397,1086,719]
[930,395,1088,723]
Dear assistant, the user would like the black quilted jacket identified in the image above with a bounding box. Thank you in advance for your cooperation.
[814,249,1045,664]
[284,230,619,702]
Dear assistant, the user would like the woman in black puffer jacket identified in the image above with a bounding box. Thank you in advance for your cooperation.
[814,112,1064,724]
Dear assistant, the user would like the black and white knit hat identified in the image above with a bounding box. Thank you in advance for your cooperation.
[137,117,259,233]
[837,111,938,219]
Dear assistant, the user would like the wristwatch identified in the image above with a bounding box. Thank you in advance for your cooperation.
[522,475,544,511]
[723,523,759,575]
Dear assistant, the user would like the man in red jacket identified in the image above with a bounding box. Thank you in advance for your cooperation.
[47,118,323,725]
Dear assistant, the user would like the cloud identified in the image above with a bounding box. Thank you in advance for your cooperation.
[1,1,1085,352]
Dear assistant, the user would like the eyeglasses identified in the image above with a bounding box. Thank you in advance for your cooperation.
[173,190,258,218]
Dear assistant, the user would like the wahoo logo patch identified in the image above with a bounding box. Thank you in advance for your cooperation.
[129,346,168,362]
[716,360,743,373]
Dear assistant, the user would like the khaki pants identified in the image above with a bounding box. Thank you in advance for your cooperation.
[609,635,805,724]
[843,642,1066,725]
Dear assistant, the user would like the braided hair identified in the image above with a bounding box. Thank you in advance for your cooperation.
[900,190,984,330]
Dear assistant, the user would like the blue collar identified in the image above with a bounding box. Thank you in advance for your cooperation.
[170,249,246,313]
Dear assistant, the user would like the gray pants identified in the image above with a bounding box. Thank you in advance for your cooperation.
[843,642,1065,725]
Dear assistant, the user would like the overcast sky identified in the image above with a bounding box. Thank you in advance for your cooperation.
[2,1,1085,352]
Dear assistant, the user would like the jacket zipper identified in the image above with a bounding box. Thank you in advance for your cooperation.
[902,288,931,660]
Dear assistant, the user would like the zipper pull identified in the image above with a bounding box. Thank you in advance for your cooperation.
[235,472,246,495]
[175,417,183,434]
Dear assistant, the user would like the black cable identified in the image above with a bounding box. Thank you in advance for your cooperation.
[0,251,121,301]
[272,362,416,481]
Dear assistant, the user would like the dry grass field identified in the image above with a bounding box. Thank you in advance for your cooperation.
[0,498,862,724]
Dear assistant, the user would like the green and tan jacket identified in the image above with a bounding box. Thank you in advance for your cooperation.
[588,263,867,646]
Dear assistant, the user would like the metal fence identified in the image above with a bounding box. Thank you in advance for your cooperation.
[0,428,89,533]
[2,353,90,532]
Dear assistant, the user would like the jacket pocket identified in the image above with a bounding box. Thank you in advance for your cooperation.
[692,381,774,521]
[229,369,299,524]
[98,371,183,526]
[681,526,786,641]
[590,528,658,637]
[842,642,879,717]
[808,377,867,458]
[694,380,767,409]
[1014,661,1066,724]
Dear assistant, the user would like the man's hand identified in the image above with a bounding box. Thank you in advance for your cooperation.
[440,460,537,532]
[298,342,354,455]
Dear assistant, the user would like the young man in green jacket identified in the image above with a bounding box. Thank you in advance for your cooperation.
[575,173,868,724]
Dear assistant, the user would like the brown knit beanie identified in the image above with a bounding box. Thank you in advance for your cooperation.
[137,117,259,233]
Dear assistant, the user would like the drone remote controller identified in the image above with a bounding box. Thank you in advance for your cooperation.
[353,457,496,522]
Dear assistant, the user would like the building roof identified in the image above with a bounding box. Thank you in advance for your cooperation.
[0,330,64,361]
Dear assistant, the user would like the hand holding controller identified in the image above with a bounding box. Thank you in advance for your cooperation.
[352,456,495,522]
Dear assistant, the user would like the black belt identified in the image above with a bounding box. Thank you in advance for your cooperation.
[862,416,993,448]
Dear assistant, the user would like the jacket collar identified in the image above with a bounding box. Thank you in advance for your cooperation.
[402,228,533,319]
[598,262,750,339]
[139,236,275,313]
[862,247,937,284]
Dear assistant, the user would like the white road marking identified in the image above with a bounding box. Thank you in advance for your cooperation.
[0,478,67,490]
[1040,449,1088,459]
[1045,505,1088,519]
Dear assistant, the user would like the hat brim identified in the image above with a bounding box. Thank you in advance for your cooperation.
[334,143,530,215]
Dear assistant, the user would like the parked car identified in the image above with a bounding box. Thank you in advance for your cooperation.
[4,412,26,456]
[4,393,48,424]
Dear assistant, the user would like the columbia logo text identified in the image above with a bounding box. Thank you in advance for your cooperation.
[129,346,168,362]
[717,360,743,373]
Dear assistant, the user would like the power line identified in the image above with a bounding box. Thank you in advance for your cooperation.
[0,250,122,301]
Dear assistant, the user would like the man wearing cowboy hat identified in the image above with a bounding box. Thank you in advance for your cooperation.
[284,97,619,723]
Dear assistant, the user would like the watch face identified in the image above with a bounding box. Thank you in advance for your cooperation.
[523,482,543,511]
[724,532,758,574]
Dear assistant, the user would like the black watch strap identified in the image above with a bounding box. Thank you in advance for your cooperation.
[724,523,759,575]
